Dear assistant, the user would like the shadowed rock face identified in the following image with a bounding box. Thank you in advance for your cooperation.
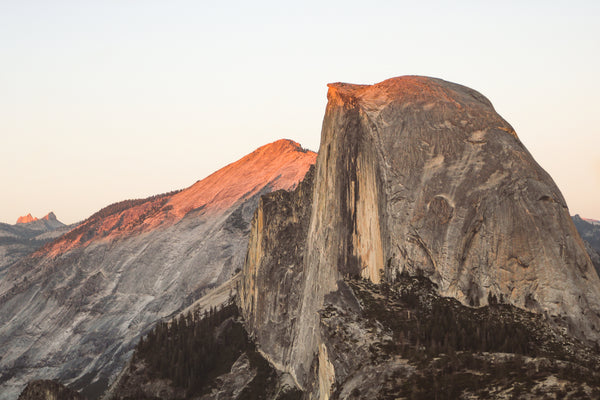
[239,76,600,395]
[0,140,316,400]
[239,166,315,382]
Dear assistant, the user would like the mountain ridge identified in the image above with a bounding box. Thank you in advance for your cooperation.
[0,213,69,276]
[0,139,316,400]
[30,139,314,259]
[15,211,60,225]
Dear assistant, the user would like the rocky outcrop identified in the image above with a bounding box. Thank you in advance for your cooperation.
[13,212,65,230]
[16,212,62,225]
[239,76,600,396]
[12,212,64,229]
[0,140,316,400]
[16,214,38,224]
[17,380,84,400]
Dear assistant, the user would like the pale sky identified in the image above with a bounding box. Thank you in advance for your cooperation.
[1,1,599,224]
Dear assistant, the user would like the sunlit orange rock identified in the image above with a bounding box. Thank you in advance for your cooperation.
[16,213,38,224]
[37,139,316,257]
[41,212,57,221]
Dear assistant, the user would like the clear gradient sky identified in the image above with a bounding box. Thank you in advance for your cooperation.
[1,1,599,224]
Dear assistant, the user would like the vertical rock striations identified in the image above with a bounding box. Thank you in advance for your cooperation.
[239,166,315,380]
[239,76,600,397]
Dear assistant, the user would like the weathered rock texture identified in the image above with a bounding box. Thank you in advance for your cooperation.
[239,76,600,397]
[239,166,315,381]
[0,140,315,400]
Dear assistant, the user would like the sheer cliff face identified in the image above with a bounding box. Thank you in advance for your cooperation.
[239,76,600,394]
[322,77,600,339]
[0,140,316,400]
[239,166,315,379]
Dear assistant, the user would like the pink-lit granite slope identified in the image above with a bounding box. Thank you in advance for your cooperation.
[35,139,316,257]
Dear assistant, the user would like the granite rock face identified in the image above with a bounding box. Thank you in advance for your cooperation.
[239,166,315,382]
[239,76,600,396]
[0,140,315,399]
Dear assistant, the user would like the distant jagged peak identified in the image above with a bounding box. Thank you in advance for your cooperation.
[42,211,57,221]
[16,213,38,224]
[16,212,60,225]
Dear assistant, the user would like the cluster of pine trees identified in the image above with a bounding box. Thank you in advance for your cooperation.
[134,303,251,395]
[45,190,181,249]
[356,276,534,361]
[350,276,600,398]
[412,298,532,357]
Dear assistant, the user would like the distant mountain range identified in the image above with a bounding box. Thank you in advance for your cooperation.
[573,214,600,276]
[582,217,600,225]
[0,212,71,276]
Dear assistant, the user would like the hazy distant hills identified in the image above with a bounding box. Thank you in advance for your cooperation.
[573,214,600,276]
[0,212,71,275]
[0,139,316,400]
